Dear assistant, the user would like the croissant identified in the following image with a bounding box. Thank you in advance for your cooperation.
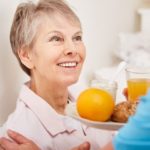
[111,101,138,123]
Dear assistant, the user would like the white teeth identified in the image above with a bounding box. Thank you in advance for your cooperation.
[58,62,77,67]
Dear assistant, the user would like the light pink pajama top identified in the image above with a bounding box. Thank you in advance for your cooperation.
[0,83,112,150]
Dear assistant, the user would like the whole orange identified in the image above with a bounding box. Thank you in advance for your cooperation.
[76,88,115,122]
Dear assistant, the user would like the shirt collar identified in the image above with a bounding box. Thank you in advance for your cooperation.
[18,83,76,136]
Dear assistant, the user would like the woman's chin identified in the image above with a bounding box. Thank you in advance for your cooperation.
[65,78,79,86]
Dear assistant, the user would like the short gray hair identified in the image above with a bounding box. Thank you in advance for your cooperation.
[10,0,81,75]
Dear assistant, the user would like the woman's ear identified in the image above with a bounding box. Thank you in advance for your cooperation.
[17,47,34,69]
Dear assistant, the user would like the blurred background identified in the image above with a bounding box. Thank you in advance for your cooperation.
[0,0,150,125]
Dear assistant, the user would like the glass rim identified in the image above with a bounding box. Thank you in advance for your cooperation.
[125,67,150,74]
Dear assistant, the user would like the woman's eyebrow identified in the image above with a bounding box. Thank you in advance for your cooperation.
[47,31,61,35]
[73,31,82,36]
[46,30,82,36]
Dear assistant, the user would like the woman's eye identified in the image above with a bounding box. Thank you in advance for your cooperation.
[74,36,82,41]
[49,36,63,42]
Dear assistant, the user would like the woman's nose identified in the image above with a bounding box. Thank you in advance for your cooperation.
[64,40,77,56]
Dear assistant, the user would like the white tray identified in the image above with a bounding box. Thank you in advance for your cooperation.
[66,102,124,130]
[70,114,124,130]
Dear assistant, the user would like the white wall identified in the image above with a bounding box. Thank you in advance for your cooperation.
[0,0,148,125]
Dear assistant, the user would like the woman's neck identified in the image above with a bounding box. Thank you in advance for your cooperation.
[29,79,68,115]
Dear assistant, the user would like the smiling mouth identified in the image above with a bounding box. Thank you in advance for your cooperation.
[57,61,78,68]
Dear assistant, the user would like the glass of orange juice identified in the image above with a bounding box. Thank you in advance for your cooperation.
[126,67,150,102]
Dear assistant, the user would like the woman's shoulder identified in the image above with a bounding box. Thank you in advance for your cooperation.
[0,101,52,148]
[0,100,42,135]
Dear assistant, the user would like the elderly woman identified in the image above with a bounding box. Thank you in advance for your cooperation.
[0,0,113,150]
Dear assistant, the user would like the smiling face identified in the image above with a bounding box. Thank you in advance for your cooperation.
[20,13,86,88]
